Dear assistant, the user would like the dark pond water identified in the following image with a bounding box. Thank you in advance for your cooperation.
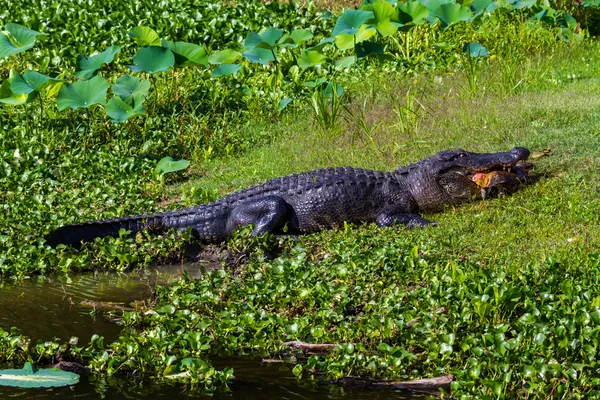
[0,264,428,399]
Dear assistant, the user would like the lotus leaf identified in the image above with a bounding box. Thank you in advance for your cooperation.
[130,46,175,74]
[0,78,31,105]
[331,10,375,37]
[463,42,488,57]
[334,55,356,68]
[244,27,283,51]
[75,45,121,79]
[279,97,292,112]
[112,75,151,104]
[279,29,313,48]
[161,40,209,67]
[11,71,62,94]
[211,64,242,78]
[362,0,402,36]
[0,23,44,59]
[56,75,110,111]
[128,26,161,46]
[397,1,430,24]
[0,362,79,388]
[433,3,473,28]
[155,156,190,175]
[298,50,326,69]
[243,48,275,65]
[208,49,242,65]
[335,25,376,50]
[105,96,146,123]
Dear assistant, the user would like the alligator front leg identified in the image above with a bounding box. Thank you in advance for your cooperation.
[376,212,437,228]
[227,196,292,236]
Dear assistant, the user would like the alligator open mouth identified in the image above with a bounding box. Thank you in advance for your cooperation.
[471,161,534,199]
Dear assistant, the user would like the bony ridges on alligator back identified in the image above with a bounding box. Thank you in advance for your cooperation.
[46,147,532,248]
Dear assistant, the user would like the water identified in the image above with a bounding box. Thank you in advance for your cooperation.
[0,265,429,399]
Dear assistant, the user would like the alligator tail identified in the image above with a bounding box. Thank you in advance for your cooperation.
[45,213,165,248]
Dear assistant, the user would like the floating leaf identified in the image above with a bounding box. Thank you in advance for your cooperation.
[112,75,151,104]
[463,42,488,57]
[332,10,375,37]
[208,49,242,65]
[0,23,45,59]
[161,40,209,67]
[155,156,190,175]
[212,64,242,78]
[75,45,121,79]
[105,96,145,123]
[130,46,174,74]
[11,71,62,94]
[298,50,326,69]
[0,362,79,388]
[128,26,161,46]
[279,29,313,48]
[433,3,473,29]
[56,75,110,111]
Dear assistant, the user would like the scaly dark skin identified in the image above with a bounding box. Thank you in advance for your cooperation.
[45,147,531,248]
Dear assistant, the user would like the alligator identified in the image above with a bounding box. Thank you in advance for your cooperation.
[45,147,531,248]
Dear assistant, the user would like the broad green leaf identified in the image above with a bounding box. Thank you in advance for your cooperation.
[243,48,275,65]
[155,156,190,175]
[335,25,376,50]
[470,0,495,16]
[298,50,326,69]
[130,46,174,73]
[75,45,121,79]
[161,40,209,67]
[433,3,473,29]
[363,0,402,36]
[279,29,313,48]
[128,26,161,46]
[56,75,110,111]
[0,362,79,388]
[303,77,327,88]
[11,71,62,94]
[105,96,145,123]
[279,97,292,112]
[244,27,283,51]
[0,78,31,105]
[418,0,452,11]
[398,1,430,24]
[0,23,44,59]
[332,10,375,37]
[208,49,242,65]
[211,64,242,78]
[507,0,536,9]
[307,38,335,52]
[334,55,356,68]
[112,75,151,104]
[463,42,488,57]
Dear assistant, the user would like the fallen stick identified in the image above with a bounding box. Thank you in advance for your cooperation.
[335,375,453,395]
[282,341,340,354]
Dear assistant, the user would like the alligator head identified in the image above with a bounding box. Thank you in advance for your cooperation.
[396,147,531,212]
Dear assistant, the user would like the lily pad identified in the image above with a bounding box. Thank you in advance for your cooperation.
[298,50,326,69]
[0,77,31,105]
[208,49,242,65]
[432,3,473,29]
[211,64,242,78]
[128,26,161,47]
[130,46,174,74]
[105,96,146,123]
[397,1,429,25]
[56,75,110,111]
[161,40,209,67]
[0,362,79,388]
[0,23,45,59]
[11,71,62,94]
[75,45,121,79]
[463,42,488,57]
[243,48,275,65]
[363,0,402,36]
[112,75,151,104]
[244,27,283,51]
[155,156,190,175]
[279,29,313,48]
[332,10,375,37]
